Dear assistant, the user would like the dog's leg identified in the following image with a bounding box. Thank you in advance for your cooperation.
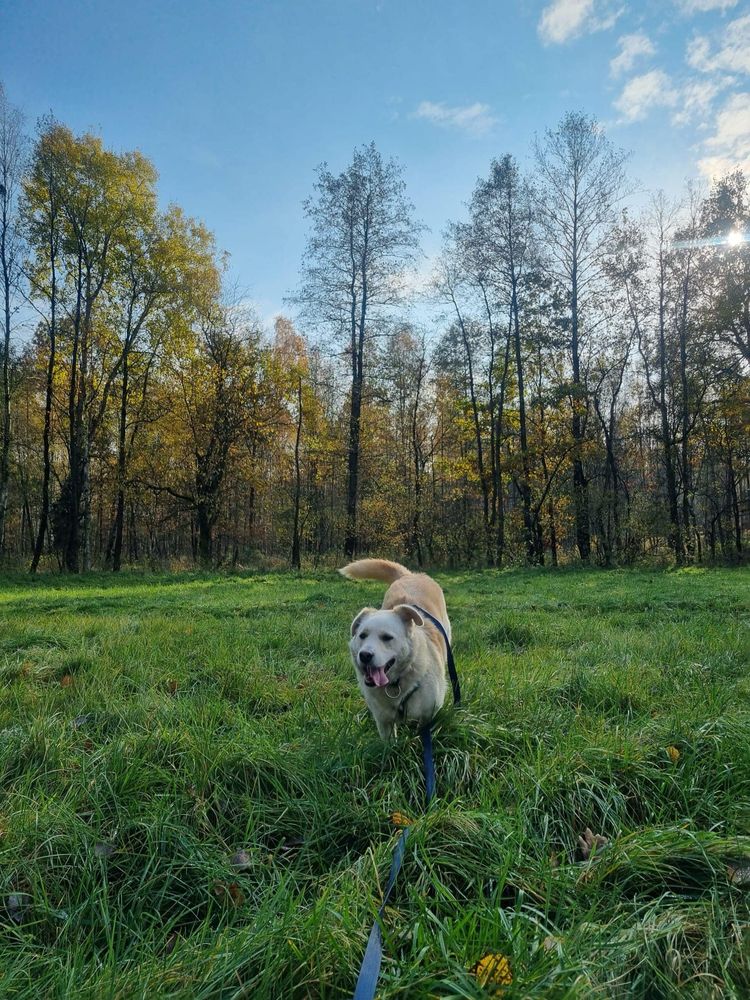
[376,718,396,742]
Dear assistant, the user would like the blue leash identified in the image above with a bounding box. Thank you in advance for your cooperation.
[352,606,460,1000]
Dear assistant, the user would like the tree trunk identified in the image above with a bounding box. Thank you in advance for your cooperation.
[0,227,11,554]
[511,281,535,563]
[111,349,130,571]
[657,264,682,564]
[291,374,303,569]
[30,250,57,573]
[197,504,212,566]
[570,242,591,562]
[678,273,693,562]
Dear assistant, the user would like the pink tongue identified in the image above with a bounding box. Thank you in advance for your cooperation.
[370,666,390,687]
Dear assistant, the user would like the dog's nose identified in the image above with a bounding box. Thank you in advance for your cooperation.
[359,650,373,665]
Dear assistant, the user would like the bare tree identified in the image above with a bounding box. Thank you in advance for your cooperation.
[293,143,422,557]
[535,113,629,561]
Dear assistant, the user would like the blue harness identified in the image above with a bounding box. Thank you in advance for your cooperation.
[352,604,461,1000]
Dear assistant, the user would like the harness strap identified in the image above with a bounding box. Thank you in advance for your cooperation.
[397,682,421,719]
[410,604,461,707]
[351,605,458,1000]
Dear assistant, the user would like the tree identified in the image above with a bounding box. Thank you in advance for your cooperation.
[468,155,540,562]
[146,298,266,565]
[24,123,158,570]
[107,206,218,570]
[535,113,629,561]
[22,116,63,573]
[294,143,422,557]
[0,85,26,554]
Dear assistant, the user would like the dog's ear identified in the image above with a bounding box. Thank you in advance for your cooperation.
[393,604,424,628]
[351,607,376,636]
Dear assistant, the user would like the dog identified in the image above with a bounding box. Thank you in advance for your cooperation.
[339,559,451,741]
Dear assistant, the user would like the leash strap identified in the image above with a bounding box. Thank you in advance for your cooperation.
[352,606,458,1000]
[352,826,410,1000]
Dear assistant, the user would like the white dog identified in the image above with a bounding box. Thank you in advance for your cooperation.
[339,559,451,741]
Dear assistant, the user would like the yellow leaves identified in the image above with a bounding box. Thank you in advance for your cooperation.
[470,953,513,992]
[666,745,681,763]
[390,812,413,828]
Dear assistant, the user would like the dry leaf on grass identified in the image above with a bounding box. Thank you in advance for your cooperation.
[470,953,513,992]
[391,811,413,828]
[230,850,252,870]
[213,881,244,906]
[578,828,609,861]
[6,893,32,924]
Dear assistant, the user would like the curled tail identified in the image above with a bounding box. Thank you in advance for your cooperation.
[338,558,410,583]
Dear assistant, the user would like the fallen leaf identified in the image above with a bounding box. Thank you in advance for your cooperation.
[213,881,244,906]
[666,745,681,763]
[470,953,513,991]
[391,811,413,828]
[60,674,73,688]
[727,863,750,887]
[578,828,609,862]
[166,679,178,694]
[230,850,252,870]
[543,935,560,951]
[7,893,32,924]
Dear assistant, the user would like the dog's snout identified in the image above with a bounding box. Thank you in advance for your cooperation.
[359,649,373,665]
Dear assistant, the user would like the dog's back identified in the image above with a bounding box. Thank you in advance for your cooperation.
[339,558,451,645]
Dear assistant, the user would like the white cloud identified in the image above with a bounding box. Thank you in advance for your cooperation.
[537,0,622,46]
[675,0,737,13]
[697,91,750,177]
[610,33,656,76]
[413,101,497,136]
[671,76,729,126]
[687,13,750,74]
[614,70,679,122]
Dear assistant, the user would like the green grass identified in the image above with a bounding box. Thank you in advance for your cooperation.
[0,566,748,999]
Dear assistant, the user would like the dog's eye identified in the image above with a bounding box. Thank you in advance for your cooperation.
[359,632,368,640]
[381,634,393,642]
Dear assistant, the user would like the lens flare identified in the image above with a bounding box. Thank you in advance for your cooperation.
[673,229,748,251]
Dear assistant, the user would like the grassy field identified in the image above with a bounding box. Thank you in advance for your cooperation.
[0,566,749,999]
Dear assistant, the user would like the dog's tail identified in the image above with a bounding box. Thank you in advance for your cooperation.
[338,558,410,583]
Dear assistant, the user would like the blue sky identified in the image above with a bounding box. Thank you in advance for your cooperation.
[3,0,749,325]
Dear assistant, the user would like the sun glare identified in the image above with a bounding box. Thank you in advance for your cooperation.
[726,230,744,247]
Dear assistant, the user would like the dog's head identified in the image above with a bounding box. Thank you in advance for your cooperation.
[348,605,424,688]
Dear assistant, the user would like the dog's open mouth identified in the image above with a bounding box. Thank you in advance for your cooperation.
[363,657,396,688]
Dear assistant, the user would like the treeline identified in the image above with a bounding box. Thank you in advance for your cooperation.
[0,84,747,571]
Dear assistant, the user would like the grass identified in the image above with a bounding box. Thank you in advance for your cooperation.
[0,565,748,999]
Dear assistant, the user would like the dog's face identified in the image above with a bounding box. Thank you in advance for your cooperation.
[349,605,423,688]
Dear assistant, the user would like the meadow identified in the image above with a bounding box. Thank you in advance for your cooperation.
[0,566,748,998]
